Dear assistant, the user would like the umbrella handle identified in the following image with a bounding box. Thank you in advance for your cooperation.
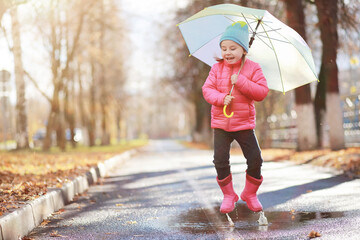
[223,57,245,119]
[223,105,234,118]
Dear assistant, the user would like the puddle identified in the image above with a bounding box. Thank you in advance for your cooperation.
[172,204,345,234]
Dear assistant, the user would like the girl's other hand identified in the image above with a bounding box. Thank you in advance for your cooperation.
[231,74,238,85]
[224,95,235,105]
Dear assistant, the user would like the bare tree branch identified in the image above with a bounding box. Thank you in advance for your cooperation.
[0,24,13,52]
[23,70,51,103]
[58,0,97,86]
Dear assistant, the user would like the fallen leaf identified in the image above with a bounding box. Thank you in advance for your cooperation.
[53,209,65,215]
[124,220,137,225]
[22,237,35,240]
[40,219,51,226]
[308,230,321,238]
[50,230,63,237]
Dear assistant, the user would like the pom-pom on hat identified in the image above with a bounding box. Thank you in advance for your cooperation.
[220,21,249,52]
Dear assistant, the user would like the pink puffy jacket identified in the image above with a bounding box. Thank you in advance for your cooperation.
[202,58,269,132]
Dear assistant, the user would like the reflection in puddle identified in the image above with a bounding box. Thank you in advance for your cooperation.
[173,204,344,234]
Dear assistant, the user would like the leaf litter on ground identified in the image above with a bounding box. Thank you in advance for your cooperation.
[0,140,147,216]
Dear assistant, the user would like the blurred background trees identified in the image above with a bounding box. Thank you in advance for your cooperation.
[0,0,359,151]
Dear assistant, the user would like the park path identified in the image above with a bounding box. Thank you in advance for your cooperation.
[26,140,360,239]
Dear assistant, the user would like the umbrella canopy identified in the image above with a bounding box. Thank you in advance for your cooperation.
[177,4,319,93]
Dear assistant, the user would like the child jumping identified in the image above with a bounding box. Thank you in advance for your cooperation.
[202,21,269,214]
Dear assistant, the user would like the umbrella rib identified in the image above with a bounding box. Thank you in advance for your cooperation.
[253,34,273,50]
[224,15,258,23]
[256,34,291,44]
[242,13,255,34]
[259,22,285,93]
[256,28,282,34]
[256,27,292,44]
[242,16,273,50]
[261,20,319,80]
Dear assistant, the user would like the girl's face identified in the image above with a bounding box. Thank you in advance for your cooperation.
[220,40,245,64]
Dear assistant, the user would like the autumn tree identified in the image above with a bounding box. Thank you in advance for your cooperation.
[10,6,29,149]
[314,0,345,150]
[59,0,126,147]
[98,0,110,145]
[172,0,212,145]
[77,13,98,147]
[283,0,317,150]
[1,1,30,149]
[21,0,95,151]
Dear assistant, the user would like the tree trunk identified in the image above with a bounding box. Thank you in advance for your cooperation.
[192,66,212,146]
[85,20,97,147]
[64,81,76,148]
[88,64,96,147]
[77,62,90,146]
[116,106,122,143]
[63,10,76,149]
[314,64,327,147]
[10,7,29,149]
[193,97,211,145]
[99,0,110,146]
[315,0,345,150]
[43,90,59,151]
[284,0,317,151]
[55,112,66,151]
[240,0,249,6]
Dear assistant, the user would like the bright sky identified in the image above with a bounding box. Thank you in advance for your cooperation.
[0,0,189,101]
[119,0,188,94]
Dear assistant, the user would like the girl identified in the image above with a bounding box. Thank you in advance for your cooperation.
[202,21,269,214]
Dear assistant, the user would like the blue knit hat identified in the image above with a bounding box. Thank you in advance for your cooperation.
[220,21,249,52]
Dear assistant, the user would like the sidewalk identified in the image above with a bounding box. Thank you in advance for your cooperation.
[182,141,360,179]
[0,149,137,240]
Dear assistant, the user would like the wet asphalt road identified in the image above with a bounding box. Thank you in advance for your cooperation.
[27,140,360,240]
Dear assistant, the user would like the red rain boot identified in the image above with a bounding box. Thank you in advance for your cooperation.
[216,174,239,213]
[240,173,263,212]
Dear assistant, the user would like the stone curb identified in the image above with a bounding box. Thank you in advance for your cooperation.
[0,149,137,240]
